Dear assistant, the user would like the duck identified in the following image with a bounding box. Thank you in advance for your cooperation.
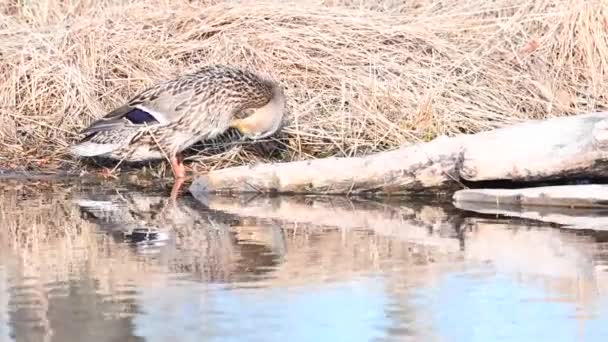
[70,64,286,185]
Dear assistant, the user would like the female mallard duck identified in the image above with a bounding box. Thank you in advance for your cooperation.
[70,64,286,181]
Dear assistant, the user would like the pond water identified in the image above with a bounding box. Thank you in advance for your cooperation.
[1,179,608,341]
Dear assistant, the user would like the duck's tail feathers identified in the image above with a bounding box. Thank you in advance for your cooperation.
[69,141,121,157]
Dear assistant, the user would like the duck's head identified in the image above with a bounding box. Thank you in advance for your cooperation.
[231,85,287,140]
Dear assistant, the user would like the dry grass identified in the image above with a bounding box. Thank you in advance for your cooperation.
[1,0,608,174]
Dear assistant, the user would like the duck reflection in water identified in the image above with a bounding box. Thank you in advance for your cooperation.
[73,189,286,282]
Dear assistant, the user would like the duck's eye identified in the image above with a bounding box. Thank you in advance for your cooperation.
[242,108,255,117]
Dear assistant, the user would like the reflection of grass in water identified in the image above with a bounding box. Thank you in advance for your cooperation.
[0,181,457,289]
[0,182,131,288]
[0,182,230,287]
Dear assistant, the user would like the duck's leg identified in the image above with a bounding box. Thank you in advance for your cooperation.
[169,153,188,200]
[170,176,186,200]
[170,153,186,179]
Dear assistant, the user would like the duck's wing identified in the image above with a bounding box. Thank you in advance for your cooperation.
[80,79,198,136]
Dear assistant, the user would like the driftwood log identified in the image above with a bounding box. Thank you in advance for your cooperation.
[189,112,608,195]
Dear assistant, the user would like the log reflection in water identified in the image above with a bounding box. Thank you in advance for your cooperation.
[201,194,608,296]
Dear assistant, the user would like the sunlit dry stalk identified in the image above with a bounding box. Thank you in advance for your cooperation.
[1,0,607,174]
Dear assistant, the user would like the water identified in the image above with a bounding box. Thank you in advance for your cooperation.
[1,179,608,341]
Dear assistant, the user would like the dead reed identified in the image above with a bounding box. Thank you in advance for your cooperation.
[1,0,607,174]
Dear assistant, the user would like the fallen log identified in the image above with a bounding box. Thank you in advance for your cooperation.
[189,112,608,195]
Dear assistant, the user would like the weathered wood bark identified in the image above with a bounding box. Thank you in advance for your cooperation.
[190,112,608,195]
[191,136,463,195]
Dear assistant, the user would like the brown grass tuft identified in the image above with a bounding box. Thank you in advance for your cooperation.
[1,0,608,174]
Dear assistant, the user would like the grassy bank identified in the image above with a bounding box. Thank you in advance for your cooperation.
[1,0,607,175]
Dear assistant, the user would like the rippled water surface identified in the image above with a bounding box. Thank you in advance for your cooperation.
[1,179,608,342]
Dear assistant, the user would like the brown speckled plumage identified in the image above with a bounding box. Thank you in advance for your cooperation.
[70,65,286,171]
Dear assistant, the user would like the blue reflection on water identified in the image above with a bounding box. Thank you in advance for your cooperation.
[422,271,608,342]
[134,278,391,342]
[133,269,608,342]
